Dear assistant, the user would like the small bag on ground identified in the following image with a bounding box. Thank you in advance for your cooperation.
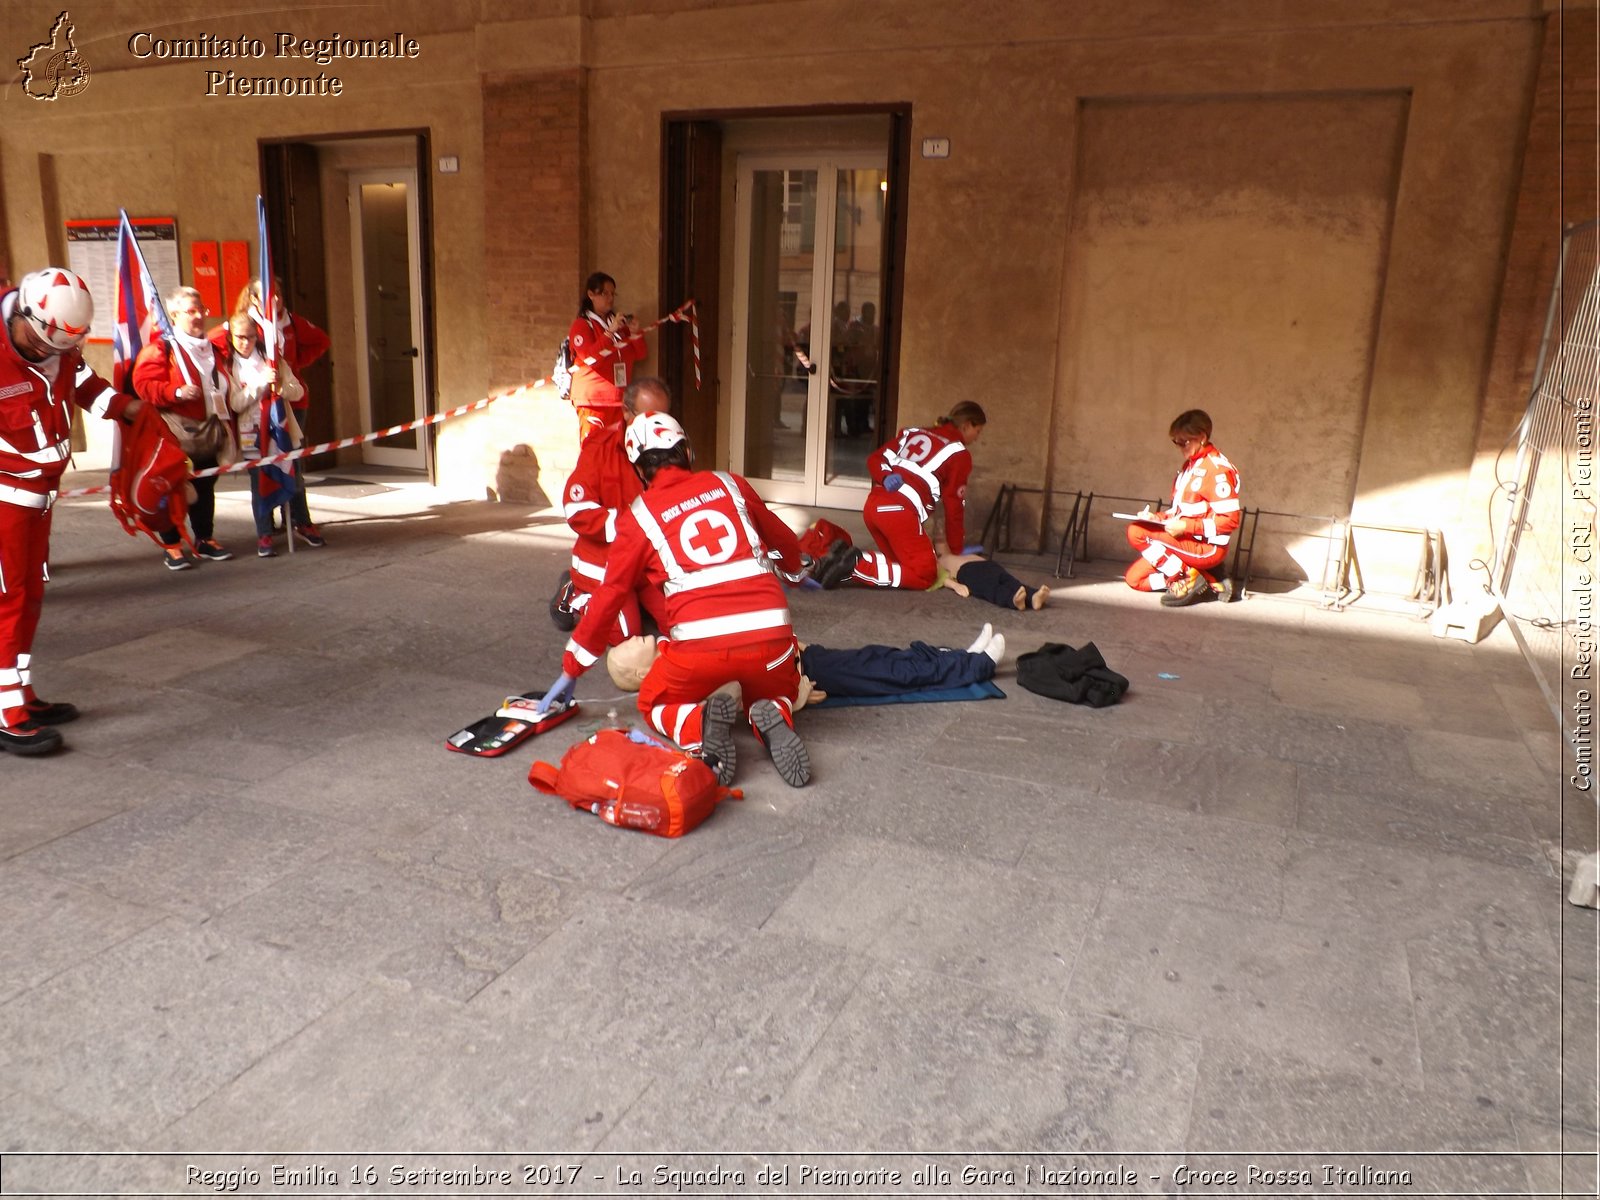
[798,517,852,561]
[528,729,741,837]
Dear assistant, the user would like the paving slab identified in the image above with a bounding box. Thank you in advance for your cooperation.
[781,964,1201,1151]
[208,844,578,1001]
[1185,1042,1525,1192]
[12,793,351,921]
[765,834,1101,1008]
[0,757,181,860]
[1098,737,1299,826]
[1281,832,1559,953]
[0,865,165,1005]
[1019,801,1290,918]
[166,984,652,1149]
[470,894,868,1101]
[0,919,358,1142]
[1067,889,1421,1087]
[1406,920,1569,1126]
[1407,727,1548,796]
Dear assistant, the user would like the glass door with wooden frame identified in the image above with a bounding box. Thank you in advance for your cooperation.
[730,152,888,508]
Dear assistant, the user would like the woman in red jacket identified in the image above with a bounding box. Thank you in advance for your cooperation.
[816,401,988,591]
[567,272,646,443]
[132,286,237,570]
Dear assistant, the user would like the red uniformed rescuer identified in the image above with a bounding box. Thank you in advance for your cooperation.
[535,412,813,788]
[814,401,986,590]
[555,377,673,642]
[0,268,143,755]
[1124,408,1242,607]
[566,271,647,444]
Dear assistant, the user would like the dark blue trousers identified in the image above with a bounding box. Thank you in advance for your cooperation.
[799,641,994,697]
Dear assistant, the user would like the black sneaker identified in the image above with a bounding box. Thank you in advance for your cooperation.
[812,542,862,590]
[750,698,810,787]
[162,548,193,571]
[0,722,63,756]
[293,524,326,548]
[194,539,233,561]
[23,699,79,725]
[696,692,741,787]
[549,571,579,633]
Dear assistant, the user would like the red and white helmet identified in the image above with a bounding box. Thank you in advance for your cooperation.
[17,268,94,352]
[625,412,687,463]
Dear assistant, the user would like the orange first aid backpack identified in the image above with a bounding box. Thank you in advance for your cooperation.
[528,729,741,838]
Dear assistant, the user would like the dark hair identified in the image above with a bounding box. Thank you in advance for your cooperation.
[579,272,616,317]
[939,401,988,428]
[1169,409,1213,439]
[633,442,692,485]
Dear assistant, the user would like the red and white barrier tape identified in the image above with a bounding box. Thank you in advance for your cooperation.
[58,299,699,499]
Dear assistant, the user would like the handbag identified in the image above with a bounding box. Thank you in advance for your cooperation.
[159,410,237,467]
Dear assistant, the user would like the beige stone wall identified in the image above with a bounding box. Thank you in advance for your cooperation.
[1059,92,1407,581]
[0,0,1548,596]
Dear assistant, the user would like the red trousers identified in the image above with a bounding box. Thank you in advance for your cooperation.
[637,635,800,750]
[855,487,938,590]
[1125,524,1227,591]
[0,502,53,726]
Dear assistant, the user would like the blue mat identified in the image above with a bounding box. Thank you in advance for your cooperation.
[808,680,1005,709]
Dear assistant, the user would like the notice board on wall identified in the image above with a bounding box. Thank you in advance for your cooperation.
[64,216,180,344]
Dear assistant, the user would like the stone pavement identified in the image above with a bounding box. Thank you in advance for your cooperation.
[0,471,1591,1195]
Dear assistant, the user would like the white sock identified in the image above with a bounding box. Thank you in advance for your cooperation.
[984,633,1006,666]
[965,623,993,654]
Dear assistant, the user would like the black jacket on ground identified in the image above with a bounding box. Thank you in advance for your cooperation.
[1015,642,1129,707]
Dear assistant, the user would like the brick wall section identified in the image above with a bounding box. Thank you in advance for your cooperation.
[482,69,585,394]
[1479,7,1598,452]
[477,69,588,501]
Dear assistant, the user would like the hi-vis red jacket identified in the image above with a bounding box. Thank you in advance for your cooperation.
[566,311,646,412]
[562,422,641,593]
[1159,440,1242,546]
[0,289,128,509]
[563,464,804,677]
[868,421,974,553]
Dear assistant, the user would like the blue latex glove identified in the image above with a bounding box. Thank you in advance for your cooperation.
[535,672,576,719]
[882,472,904,492]
[962,543,985,556]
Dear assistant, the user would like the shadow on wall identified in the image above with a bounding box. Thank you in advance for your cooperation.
[492,443,549,507]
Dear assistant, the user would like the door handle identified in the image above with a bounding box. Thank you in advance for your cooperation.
[402,347,419,358]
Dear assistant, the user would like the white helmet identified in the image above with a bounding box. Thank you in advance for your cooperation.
[625,412,687,463]
[17,268,94,352]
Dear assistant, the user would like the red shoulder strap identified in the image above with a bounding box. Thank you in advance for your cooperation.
[527,761,561,794]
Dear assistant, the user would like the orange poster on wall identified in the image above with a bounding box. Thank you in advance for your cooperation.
[191,241,222,317]
[220,240,251,313]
